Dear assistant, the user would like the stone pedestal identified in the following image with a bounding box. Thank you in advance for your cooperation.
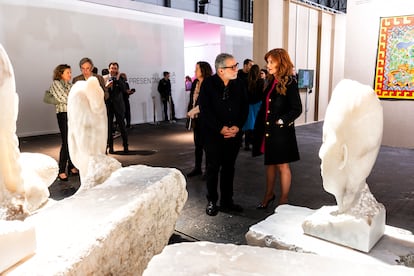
[302,205,385,252]
[143,241,413,275]
[3,165,187,275]
[0,221,36,273]
[246,205,414,267]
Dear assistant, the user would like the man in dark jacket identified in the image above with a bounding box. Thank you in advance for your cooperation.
[105,62,128,153]
[198,53,249,216]
[157,71,177,122]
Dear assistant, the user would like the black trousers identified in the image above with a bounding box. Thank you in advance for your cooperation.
[123,96,131,127]
[204,137,241,205]
[56,112,74,173]
[193,123,204,169]
[107,105,128,149]
[162,97,175,120]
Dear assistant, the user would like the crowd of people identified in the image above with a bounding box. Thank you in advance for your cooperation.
[47,57,136,181]
[46,48,302,217]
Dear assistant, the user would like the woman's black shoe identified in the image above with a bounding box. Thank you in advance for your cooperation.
[257,194,276,209]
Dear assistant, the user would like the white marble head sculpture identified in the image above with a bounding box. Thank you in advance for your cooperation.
[67,77,108,175]
[319,79,383,213]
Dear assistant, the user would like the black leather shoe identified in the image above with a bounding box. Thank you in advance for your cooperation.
[187,168,202,177]
[220,203,243,213]
[206,201,219,216]
[123,145,129,153]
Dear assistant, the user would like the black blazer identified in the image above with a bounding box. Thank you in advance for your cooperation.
[252,76,302,157]
[198,74,249,144]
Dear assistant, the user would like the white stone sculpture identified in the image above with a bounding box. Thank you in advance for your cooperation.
[6,165,188,275]
[0,43,58,272]
[143,241,414,275]
[302,79,386,252]
[0,43,57,219]
[67,77,121,192]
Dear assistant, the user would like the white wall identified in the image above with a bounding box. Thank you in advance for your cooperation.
[345,0,414,148]
[253,0,346,127]
[0,0,252,137]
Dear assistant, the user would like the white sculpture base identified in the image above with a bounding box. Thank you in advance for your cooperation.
[3,165,187,275]
[0,221,36,273]
[246,205,414,267]
[143,241,414,275]
[302,205,385,252]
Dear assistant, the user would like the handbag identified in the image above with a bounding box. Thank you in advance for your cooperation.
[43,90,58,105]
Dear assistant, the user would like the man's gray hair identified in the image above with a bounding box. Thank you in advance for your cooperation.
[215,53,234,71]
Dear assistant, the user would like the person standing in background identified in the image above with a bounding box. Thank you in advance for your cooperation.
[198,53,248,216]
[237,58,254,86]
[237,58,254,149]
[185,75,192,92]
[104,62,129,153]
[48,64,79,181]
[120,72,135,129]
[158,71,177,122]
[186,61,213,178]
[72,57,106,93]
[260,68,268,80]
[253,48,302,209]
[242,64,264,151]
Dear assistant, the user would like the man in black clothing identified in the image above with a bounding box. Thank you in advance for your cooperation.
[157,71,177,121]
[237,58,254,86]
[105,62,129,153]
[198,53,249,216]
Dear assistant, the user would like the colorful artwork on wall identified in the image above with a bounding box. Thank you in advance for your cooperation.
[374,15,414,100]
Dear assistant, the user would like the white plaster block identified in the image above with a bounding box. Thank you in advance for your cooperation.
[246,205,414,268]
[302,205,385,252]
[5,165,187,275]
[0,220,36,273]
[143,241,413,276]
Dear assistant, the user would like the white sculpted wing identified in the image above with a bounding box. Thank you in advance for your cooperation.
[0,44,23,198]
[0,43,57,218]
[67,77,108,173]
[67,77,121,192]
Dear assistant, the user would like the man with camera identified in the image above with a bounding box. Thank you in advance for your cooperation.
[104,62,129,154]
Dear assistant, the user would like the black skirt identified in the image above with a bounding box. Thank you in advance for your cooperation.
[264,124,300,165]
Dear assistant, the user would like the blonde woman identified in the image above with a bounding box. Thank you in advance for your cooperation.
[49,64,78,181]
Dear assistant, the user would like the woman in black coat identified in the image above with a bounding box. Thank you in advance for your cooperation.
[186,61,213,177]
[253,48,302,208]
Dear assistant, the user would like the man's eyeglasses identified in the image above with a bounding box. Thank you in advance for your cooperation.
[221,63,239,70]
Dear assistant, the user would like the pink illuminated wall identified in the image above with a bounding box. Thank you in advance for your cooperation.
[184,19,221,79]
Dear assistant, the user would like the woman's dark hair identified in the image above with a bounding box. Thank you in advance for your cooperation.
[53,64,71,80]
[197,61,213,78]
[247,64,260,93]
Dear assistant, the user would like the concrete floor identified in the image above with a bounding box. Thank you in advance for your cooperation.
[18,120,414,244]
